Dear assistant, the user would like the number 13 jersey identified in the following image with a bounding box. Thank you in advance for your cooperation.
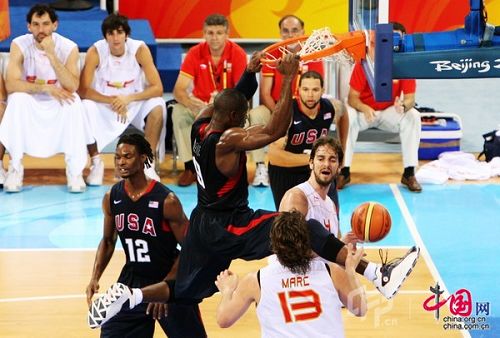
[256,256,344,338]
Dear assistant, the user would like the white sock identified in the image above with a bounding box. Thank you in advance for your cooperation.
[130,288,143,309]
[91,155,101,166]
[363,262,378,281]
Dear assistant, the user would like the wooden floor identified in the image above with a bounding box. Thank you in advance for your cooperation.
[0,249,462,338]
[2,152,496,337]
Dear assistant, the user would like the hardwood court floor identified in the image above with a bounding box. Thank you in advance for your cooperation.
[0,249,462,338]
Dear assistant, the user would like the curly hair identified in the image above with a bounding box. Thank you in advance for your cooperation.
[117,134,154,168]
[270,211,313,275]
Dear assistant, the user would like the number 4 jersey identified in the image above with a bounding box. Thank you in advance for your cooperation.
[256,255,344,338]
[110,180,179,287]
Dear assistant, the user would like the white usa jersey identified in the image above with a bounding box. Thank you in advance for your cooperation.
[256,256,344,338]
[297,181,339,237]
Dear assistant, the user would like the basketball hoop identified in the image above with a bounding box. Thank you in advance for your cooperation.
[261,28,366,66]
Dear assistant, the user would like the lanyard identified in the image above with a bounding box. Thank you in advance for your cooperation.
[208,60,228,91]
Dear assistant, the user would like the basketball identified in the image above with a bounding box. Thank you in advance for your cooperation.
[350,202,392,242]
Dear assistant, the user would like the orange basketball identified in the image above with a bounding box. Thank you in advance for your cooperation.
[350,202,391,242]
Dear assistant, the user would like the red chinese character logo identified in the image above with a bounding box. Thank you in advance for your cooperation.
[423,285,473,318]
[449,289,472,316]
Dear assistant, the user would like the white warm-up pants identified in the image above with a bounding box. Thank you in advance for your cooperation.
[0,92,91,176]
[343,105,421,168]
[83,97,166,162]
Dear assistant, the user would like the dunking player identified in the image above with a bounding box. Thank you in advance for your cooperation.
[86,134,205,337]
[89,53,419,328]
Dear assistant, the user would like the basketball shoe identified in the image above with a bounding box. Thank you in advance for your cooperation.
[252,163,269,187]
[66,168,86,193]
[4,164,23,192]
[88,282,135,329]
[144,162,161,182]
[373,246,420,299]
[86,158,104,186]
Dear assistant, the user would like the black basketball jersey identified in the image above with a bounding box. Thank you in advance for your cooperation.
[110,180,179,283]
[285,98,335,154]
[191,117,249,211]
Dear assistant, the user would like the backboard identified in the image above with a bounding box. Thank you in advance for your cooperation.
[349,0,500,102]
[349,0,393,102]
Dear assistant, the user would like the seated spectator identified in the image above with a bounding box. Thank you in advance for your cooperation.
[172,14,247,186]
[338,23,422,192]
[268,71,348,210]
[79,13,165,184]
[248,15,324,187]
[0,4,91,193]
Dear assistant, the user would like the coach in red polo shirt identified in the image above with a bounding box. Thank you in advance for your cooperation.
[172,14,247,186]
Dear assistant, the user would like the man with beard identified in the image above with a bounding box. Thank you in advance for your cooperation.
[0,3,91,193]
[279,137,357,244]
[268,71,348,210]
[280,137,418,287]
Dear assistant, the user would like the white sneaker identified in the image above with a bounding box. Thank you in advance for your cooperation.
[0,167,6,188]
[66,169,86,193]
[86,159,104,186]
[373,246,420,299]
[4,165,23,192]
[145,164,161,182]
[252,163,269,187]
[88,282,135,329]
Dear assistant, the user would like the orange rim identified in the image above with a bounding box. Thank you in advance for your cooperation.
[260,30,366,65]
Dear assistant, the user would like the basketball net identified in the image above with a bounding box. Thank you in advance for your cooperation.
[264,27,355,68]
[298,27,355,66]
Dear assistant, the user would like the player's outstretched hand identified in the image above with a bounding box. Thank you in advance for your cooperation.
[215,269,238,295]
[277,53,300,77]
[247,51,263,73]
[341,231,363,250]
[345,243,364,274]
[147,302,168,320]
